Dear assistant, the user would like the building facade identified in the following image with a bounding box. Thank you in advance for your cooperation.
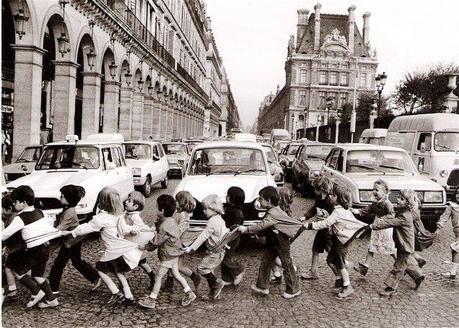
[220,67,240,136]
[2,0,239,160]
[257,3,378,138]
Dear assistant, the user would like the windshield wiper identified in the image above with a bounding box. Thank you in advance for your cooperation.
[234,168,266,176]
[436,144,453,151]
[349,164,378,172]
[379,165,404,171]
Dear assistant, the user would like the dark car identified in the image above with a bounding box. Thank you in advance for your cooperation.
[278,142,301,181]
[291,142,335,195]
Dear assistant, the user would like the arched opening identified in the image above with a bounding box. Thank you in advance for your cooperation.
[75,46,84,138]
[41,24,56,143]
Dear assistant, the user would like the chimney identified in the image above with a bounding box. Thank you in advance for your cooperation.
[348,5,356,53]
[363,12,371,46]
[313,3,321,51]
[296,9,310,49]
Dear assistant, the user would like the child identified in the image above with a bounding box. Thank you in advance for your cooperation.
[117,191,156,289]
[184,194,228,300]
[64,187,142,304]
[238,186,302,299]
[221,187,245,286]
[300,176,334,280]
[1,185,61,308]
[138,194,196,309]
[352,179,396,276]
[2,193,22,298]
[370,189,422,296]
[436,187,459,279]
[303,184,367,299]
[48,185,100,294]
[412,195,434,267]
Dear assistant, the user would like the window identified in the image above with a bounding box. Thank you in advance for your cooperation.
[319,91,326,107]
[417,133,432,151]
[321,62,328,68]
[330,72,338,85]
[360,73,367,88]
[328,92,337,107]
[340,73,348,86]
[319,71,327,85]
[340,93,348,106]
[110,148,122,167]
[299,69,307,83]
[299,90,306,106]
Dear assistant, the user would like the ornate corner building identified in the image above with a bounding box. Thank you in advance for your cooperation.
[257,3,378,138]
[1,0,240,160]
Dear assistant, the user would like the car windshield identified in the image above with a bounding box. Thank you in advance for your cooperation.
[188,147,267,176]
[16,147,41,163]
[434,132,459,152]
[124,144,151,159]
[36,145,100,170]
[346,150,415,174]
[305,145,334,160]
[163,143,187,155]
[287,145,300,155]
[262,146,277,163]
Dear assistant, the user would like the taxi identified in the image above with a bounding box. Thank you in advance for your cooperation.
[7,134,134,222]
[3,145,43,182]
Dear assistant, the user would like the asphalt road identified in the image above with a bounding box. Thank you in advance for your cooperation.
[2,179,458,327]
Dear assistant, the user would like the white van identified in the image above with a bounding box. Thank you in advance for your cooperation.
[384,113,459,198]
[270,129,291,145]
[359,128,387,145]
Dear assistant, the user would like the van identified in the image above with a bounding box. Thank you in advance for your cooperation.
[270,129,291,144]
[384,113,459,198]
[359,128,387,145]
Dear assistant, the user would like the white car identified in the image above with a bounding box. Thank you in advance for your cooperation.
[162,142,191,178]
[3,145,43,182]
[173,141,277,227]
[123,141,169,197]
[7,134,134,222]
[261,143,284,186]
[321,143,446,230]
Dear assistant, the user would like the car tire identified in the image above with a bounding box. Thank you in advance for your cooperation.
[161,177,168,189]
[142,176,152,198]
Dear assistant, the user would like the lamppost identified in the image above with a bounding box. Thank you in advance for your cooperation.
[375,72,387,128]
[326,96,333,125]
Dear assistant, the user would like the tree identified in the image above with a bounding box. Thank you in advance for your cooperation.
[338,103,353,123]
[356,91,390,121]
[393,63,459,114]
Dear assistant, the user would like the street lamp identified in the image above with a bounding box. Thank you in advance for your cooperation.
[86,48,96,70]
[375,71,387,127]
[57,32,70,57]
[109,61,117,79]
[137,78,144,92]
[326,96,333,125]
[124,71,132,87]
[13,7,29,40]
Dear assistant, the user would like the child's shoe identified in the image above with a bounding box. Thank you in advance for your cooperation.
[441,271,456,279]
[353,262,369,276]
[250,284,269,296]
[181,291,196,306]
[300,270,319,280]
[282,290,302,299]
[26,290,45,308]
[7,290,18,298]
[233,271,245,286]
[414,275,425,290]
[191,273,202,290]
[138,295,156,309]
[334,278,343,288]
[378,287,397,297]
[416,258,427,268]
[37,298,59,308]
[337,285,354,299]
[107,292,125,305]
[211,279,225,300]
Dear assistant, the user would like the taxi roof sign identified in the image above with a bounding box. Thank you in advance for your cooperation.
[65,135,79,143]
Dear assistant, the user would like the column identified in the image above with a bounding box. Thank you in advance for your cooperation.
[11,45,45,159]
[52,60,79,142]
[102,81,120,133]
[363,12,371,46]
[160,98,168,139]
[131,91,144,140]
[81,72,102,139]
[167,106,173,139]
[119,86,133,139]
[143,95,153,139]
[152,95,161,139]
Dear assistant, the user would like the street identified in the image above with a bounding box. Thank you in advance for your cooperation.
[2,179,458,327]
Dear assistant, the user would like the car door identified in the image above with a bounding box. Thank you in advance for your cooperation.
[149,144,161,184]
[292,144,304,180]
[157,144,169,178]
[111,146,133,200]
[412,132,432,175]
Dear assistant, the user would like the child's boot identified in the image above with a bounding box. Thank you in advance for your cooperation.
[337,285,354,299]
[353,262,369,276]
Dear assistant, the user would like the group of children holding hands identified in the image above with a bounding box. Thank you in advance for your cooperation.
[2,176,459,309]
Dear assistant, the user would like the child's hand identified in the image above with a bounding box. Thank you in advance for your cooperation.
[61,230,73,236]
[237,226,248,234]
[130,228,140,235]
[299,216,306,222]
[183,246,192,254]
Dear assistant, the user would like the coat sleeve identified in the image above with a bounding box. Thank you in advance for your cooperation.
[72,215,105,237]
[371,212,406,230]
[117,215,136,236]
[436,205,452,230]
[189,222,214,251]
[311,211,338,230]
[246,215,276,234]
[56,210,78,231]
[1,216,24,240]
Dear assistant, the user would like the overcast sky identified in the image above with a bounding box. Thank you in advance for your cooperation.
[205,0,459,128]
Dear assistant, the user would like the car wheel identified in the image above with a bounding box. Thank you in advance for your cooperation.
[142,176,152,197]
[161,177,168,189]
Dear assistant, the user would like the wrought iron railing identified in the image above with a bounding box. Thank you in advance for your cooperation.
[176,63,209,102]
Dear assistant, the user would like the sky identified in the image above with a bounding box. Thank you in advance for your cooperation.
[204,0,459,128]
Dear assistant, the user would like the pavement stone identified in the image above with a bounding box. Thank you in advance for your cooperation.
[2,180,458,327]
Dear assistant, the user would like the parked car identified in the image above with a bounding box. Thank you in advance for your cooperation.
[3,145,43,182]
[321,143,446,230]
[162,142,191,178]
[123,141,169,197]
[291,142,335,195]
[278,142,302,181]
[359,128,387,145]
[6,134,134,222]
[173,141,277,228]
[384,113,459,199]
[261,143,284,186]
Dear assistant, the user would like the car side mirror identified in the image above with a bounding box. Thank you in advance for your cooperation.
[106,162,116,170]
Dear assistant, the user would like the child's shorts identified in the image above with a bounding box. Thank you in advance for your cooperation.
[28,243,50,277]
[96,256,131,273]
[198,251,225,275]
[312,229,332,253]
[5,249,29,275]
[326,235,348,270]
[159,257,179,269]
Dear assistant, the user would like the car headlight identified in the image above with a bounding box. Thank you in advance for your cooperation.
[359,190,373,202]
[309,170,321,178]
[423,191,443,203]
[131,168,141,176]
[440,170,448,178]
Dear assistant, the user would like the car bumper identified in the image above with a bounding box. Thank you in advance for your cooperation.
[133,176,147,186]
[167,167,183,176]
